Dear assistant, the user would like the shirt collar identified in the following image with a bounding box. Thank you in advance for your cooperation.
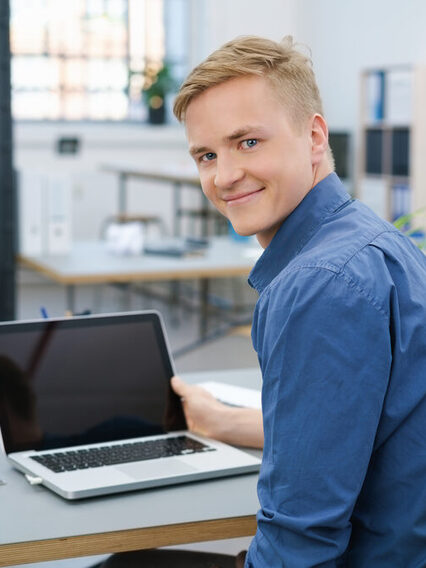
[248,173,351,293]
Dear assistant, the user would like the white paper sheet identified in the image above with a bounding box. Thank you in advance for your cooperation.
[198,381,261,409]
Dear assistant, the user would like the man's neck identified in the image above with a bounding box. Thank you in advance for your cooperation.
[256,164,335,249]
[311,159,334,190]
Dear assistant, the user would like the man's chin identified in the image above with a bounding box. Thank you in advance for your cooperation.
[228,222,257,238]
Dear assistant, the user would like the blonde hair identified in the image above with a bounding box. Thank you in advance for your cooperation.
[174,35,324,129]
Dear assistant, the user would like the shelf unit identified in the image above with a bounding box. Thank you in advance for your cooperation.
[357,65,426,225]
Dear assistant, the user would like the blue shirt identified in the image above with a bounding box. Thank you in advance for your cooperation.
[245,173,426,567]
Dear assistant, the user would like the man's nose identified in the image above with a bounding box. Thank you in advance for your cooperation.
[214,155,244,189]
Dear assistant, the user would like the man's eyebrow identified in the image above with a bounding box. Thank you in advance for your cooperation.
[226,126,263,141]
[189,145,210,157]
[189,126,265,157]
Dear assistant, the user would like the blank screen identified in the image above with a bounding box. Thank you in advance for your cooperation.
[0,312,185,453]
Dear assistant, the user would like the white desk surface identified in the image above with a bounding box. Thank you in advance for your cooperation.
[0,368,262,566]
[18,237,263,285]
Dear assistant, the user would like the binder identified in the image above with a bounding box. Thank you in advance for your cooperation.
[386,69,412,125]
[18,170,44,256]
[391,183,411,222]
[46,174,72,255]
[366,71,385,123]
[365,129,383,175]
[391,128,410,177]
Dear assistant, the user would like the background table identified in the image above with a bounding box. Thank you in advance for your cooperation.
[18,236,262,338]
[101,162,212,236]
[0,368,262,567]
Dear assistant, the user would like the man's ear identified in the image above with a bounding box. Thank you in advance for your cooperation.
[310,113,329,166]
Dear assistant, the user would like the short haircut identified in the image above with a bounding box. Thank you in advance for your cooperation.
[173,35,325,130]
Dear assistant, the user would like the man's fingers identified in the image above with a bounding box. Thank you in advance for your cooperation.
[171,375,215,405]
[170,375,188,398]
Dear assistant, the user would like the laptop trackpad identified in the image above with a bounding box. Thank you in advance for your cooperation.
[117,459,197,480]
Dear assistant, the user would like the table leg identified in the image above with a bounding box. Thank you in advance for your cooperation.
[173,182,182,236]
[199,278,209,338]
[66,285,75,314]
[118,173,128,215]
[201,194,209,238]
[120,283,132,312]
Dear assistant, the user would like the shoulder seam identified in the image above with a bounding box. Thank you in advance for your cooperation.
[266,264,389,319]
[340,228,397,271]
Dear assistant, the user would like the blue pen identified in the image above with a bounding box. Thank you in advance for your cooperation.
[40,307,49,319]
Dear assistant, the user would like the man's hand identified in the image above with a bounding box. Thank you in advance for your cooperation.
[171,376,264,449]
[171,375,228,440]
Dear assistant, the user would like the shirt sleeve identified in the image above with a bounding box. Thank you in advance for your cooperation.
[246,266,392,567]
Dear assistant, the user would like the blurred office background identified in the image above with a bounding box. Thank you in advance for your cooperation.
[4,0,426,325]
[2,2,426,564]
[1,0,425,374]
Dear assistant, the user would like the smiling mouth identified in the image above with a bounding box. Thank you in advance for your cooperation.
[224,188,264,205]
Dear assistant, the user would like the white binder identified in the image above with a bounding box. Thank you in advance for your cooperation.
[18,170,44,256]
[46,174,72,255]
[18,170,72,256]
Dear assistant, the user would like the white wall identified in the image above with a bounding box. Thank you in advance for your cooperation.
[294,0,426,131]
[194,0,300,63]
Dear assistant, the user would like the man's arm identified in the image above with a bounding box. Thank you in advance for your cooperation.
[246,268,392,566]
[171,376,263,449]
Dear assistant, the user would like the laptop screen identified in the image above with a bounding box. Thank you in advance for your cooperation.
[0,311,186,454]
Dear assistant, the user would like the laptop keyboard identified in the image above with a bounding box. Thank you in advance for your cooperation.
[30,435,215,473]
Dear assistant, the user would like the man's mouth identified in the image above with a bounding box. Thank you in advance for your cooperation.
[224,188,265,206]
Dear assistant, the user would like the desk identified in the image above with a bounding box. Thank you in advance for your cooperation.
[0,368,262,567]
[101,162,210,236]
[18,236,262,337]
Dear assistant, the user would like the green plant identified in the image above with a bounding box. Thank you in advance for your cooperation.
[143,62,177,109]
[393,207,426,251]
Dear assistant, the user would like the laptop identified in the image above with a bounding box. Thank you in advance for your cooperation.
[0,311,260,500]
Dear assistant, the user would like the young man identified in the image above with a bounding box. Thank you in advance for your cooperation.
[174,34,426,566]
[102,36,426,567]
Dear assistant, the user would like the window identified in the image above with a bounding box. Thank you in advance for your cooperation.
[10,0,188,121]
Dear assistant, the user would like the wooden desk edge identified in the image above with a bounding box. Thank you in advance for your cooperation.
[18,254,252,285]
[0,515,257,566]
[18,254,68,285]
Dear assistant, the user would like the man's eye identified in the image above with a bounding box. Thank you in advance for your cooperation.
[241,139,258,149]
[201,152,216,162]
